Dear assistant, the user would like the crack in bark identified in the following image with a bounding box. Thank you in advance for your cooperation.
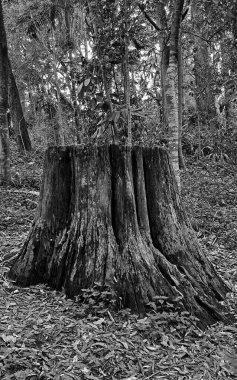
[194,295,224,323]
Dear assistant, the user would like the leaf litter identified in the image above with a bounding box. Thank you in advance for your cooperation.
[0,157,237,379]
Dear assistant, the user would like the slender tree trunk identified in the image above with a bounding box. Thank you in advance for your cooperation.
[8,59,32,152]
[165,0,184,189]
[69,55,81,143]
[166,57,179,185]
[220,41,231,129]
[9,144,231,327]
[64,4,82,143]
[0,0,10,184]
[193,44,216,123]
[161,45,169,130]
[123,0,132,145]
[81,7,89,60]
[191,3,216,124]
[52,55,64,146]
[156,2,169,130]
[51,29,64,146]
[87,0,116,142]
[178,29,185,169]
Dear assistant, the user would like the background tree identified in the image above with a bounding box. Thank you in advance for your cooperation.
[165,0,185,188]
[0,0,10,185]
[8,59,32,152]
[191,1,217,125]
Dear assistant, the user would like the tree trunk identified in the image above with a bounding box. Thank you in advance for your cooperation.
[64,4,82,143]
[87,0,117,143]
[193,43,216,123]
[123,0,132,145]
[8,59,32,153]
[178,29,185,169]
[156,2,169,130]
[52,30,65,146]
[9,144,230,327]
[165,0,184,189]
[191,3,216,124]
[0,0,10,185]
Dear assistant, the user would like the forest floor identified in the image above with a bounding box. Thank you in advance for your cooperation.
[0,150,237,380]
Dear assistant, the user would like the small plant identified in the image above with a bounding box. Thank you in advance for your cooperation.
[146,295,184,313]
[75,282,117,316]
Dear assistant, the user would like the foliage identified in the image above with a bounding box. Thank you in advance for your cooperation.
[1,0,236,153]
[75,283,117,317]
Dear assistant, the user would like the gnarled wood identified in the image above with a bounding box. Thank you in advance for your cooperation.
[9,145,230,326]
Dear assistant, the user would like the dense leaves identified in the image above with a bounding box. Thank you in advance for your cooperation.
[2,0,237,154]
[1,281,237,380]
[182,158,237,252]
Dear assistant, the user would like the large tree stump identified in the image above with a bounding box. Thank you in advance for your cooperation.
[9,145,230,326]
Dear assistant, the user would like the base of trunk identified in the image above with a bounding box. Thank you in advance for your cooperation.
[9,145,230,327]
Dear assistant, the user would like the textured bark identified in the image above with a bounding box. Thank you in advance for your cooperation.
[64,5,81,143]
[0,0,10,184]
[178,29,185,169]
[156,2,169,129]
[52,48,65,146]
[87,0,117,143]
[165,0,184,189]
[193,43,216,122]
[9,144,230,327]
[8,60,32,152]
[123,0,132,145]
[191,3,216,123]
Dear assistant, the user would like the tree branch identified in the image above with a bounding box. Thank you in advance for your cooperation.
[182,28,224,44]
[182,29,211,43]
[136,3,161,32]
